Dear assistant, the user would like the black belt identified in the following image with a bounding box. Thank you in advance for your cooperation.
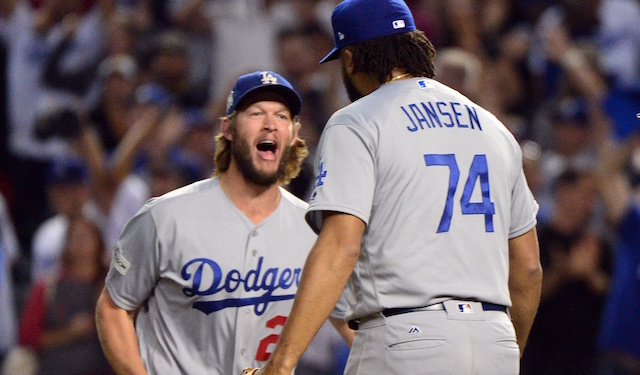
[348,302,507,330]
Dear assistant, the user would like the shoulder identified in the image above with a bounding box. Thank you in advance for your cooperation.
[143,178,221,216]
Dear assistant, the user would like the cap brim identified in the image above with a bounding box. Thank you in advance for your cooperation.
[319,47,340,64]
[236,85,302,117]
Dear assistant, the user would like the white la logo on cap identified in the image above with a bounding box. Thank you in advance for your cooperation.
[392,20,406,29]
[338,32,345,41]
[261,71,278,85]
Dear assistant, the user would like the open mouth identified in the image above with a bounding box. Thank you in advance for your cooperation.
[256,140,277,160]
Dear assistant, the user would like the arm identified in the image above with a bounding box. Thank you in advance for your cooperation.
[595,135,639,224]
[39,312,95,348]
[73,107,162,213]
[95,287,148,375]
[259,212,364,375]
[508,227,543,357]
[329,316,354,348]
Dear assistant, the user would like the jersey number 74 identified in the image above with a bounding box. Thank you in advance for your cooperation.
[424,153,495,233]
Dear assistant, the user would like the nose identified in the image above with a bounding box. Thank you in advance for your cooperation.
[263,114,277,131]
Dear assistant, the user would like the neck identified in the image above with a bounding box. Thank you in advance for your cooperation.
[389,73,412,82]
[387,69,413,83]
[218,169,281,225]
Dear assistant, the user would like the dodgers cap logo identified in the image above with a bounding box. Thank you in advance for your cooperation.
[320,0,417,64]
[226,71,302,116]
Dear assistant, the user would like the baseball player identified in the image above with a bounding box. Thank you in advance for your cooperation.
[95,71,319,375]
[246,1,543,374]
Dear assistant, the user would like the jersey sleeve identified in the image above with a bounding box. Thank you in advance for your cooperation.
[509,168,539,238]
[105,205,160,311]
[306,124,375,233]
[329,287,350,321]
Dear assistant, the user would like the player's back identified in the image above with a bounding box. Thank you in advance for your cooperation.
[321,78,537,318]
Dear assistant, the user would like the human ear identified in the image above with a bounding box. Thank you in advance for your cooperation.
[342,49,355,74]
[289,119,300,146]
[221,117,233,141]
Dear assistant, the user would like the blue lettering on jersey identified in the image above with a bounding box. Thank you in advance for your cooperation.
[310,160,327,201]
[422,102,442,128]
[436,102,455,127]
[181,257,301,316]
[401,102,482,132]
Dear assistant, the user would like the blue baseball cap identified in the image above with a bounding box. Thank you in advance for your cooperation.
[552,97,588,125]
[46,157,88,186]
[226,71,302,116]
[320,0,417,64]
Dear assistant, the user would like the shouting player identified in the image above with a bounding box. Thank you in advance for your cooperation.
[95,71,319,374]
[246,1,543,374]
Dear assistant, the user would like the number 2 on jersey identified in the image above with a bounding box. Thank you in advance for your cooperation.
[424,154,495,233]
[255,315,287,361]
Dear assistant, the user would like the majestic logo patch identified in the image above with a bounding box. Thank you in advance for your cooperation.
[408,326,422,334]
[181,257,301,316]
[113,246,131,275]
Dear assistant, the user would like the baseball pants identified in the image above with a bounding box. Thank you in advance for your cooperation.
[344,300,520,375]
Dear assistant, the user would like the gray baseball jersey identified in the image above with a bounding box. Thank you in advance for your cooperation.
[307,77,538,321]
[105,177,316,375]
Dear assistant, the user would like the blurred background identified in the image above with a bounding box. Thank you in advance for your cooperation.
[0,0,639,374]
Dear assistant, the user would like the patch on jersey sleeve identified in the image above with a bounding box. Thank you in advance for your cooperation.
[113,246,131,275]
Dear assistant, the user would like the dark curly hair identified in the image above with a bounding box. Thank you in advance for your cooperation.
[345,30,436,83]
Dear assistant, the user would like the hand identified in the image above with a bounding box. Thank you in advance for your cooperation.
[68,313,95,339]
[567,234,601,280]
[241,368,260,375]
[243,364,292,375]
[545,25,570,63]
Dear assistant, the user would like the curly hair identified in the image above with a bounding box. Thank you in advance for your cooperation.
[346,30,436,84]
[213,112,309,186]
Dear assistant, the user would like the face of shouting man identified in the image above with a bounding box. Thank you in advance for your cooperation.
[226,92,298,186]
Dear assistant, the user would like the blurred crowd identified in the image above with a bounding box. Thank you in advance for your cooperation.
[0,0,638,374]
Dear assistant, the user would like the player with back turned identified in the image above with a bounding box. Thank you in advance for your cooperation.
[95,71,327,374]
[244,1,543,374]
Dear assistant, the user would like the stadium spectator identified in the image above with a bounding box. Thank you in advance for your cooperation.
[0,192,20,365]
[18,216,111,375]
[521,169,611,375]
[0,0,105,250]
[594,116,640,375]
[31,157,101,283]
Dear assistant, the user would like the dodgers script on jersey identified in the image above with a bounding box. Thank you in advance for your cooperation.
[105,178,316,375]
[307,77,538,321]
